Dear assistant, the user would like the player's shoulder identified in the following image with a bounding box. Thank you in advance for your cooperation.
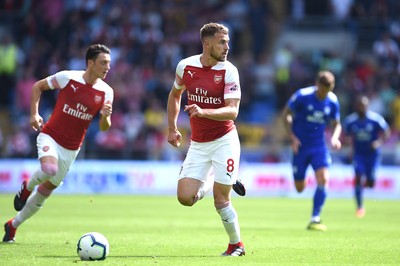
[213,59,238,72]
[344,112,359,124]
[94,78,113,93]
[178,54,202,68]
[48,70,85,89]
[366,110,386,123]
[366,110,383,119]
[327,91,339,103]
[54,70,85,80]
[296,86,315,97]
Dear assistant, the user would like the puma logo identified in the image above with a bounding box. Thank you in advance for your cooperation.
[71,84,79,92]
[188,70,195,78]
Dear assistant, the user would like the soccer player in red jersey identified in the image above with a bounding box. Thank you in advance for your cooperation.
[3,44,114,242]
[167,22,245,256]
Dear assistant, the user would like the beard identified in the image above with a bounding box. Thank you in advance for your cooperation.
[210,47,227,62]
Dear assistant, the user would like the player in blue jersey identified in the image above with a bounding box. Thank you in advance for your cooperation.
[283,70,342,231]
[343,95,390,218]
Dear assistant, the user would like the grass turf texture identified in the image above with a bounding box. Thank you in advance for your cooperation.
[1,194,399,265]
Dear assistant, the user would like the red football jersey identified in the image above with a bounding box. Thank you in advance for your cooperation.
[175,55,241,142]
[41,70,114,150]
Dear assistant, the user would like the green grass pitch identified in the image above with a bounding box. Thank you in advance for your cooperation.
[1,194,399,265]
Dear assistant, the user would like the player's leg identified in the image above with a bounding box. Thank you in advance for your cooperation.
[354,170,365,217]
[313,167,328,220]
[354,172,365,215]
[292,149,309,193]
[308,149,330,231]
[212,130,244,256]
[14,133,59,211]
[365,156,377,189]
[14,156,58,211]
[3,180,56,243]
[4,143,78,242]
[177,141,213,206]
[356,157,377,217]
[214,183,245,256]
[354,155,367,217]
[177,178,204,206]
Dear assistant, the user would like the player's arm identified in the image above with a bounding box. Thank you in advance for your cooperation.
[282,106,301,153]
[167,85,185,147]
[372,124,391,149]
[184,98,240,121]
[330,119,342,150]
[382,126,391,142]
[30,78,51,131]
[99,101,112,131]
[342,131,353,147]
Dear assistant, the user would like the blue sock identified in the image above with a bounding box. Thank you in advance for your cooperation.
[312,185,327,218]
[355,184,363,209]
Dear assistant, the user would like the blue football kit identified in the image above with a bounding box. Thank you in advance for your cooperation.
[287,86,340,181]
[344,110,389,182]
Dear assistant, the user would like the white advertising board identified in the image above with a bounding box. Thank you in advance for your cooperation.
[0,160,399,198]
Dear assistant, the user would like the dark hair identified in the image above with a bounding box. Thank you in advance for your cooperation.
[85,44,111,66]
[316,70,335,89]
[200,23,228,42]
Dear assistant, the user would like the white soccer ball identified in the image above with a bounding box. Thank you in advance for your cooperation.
[77,232,110,261]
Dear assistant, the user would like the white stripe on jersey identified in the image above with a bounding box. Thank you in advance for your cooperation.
[46,70,114,103]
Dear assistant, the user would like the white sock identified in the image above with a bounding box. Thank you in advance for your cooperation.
[12,190,50,228]
[217,204,241,244]
[27,168,51,191]
[311,216,321,223]
[197,177,214,200]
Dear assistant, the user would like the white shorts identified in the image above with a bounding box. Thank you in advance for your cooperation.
[37,133,80,186]
[179,129,241,185]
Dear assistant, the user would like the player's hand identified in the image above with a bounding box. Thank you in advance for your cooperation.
[30,114,43,131]
[331,138,341,150]
[168,129,182,147]
[371,139,382,150]
[291,135,301,154]
[100,101,112,117]
[184,104,203,118]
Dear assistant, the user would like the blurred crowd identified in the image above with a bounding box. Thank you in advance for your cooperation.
[1,0,400,164]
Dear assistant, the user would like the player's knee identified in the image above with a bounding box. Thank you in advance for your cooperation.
[41,163,58,177]
[177,193,195,207]
[366,180,375,188]
[37,183,55,197]
[294,180,305,192]
[177,196,195,207]
[214,201,230,210]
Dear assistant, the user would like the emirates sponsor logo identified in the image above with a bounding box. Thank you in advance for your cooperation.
[189,87,222,104]
[187,92,222,104]
[63,103,93,121]
[214,74,222,84]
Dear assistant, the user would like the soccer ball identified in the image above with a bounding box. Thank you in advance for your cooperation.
[77,232,110,261]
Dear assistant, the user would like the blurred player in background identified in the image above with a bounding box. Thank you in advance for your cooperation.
[3,44,114,242]
[167,22,245,256]
[283,70,342,231]
[343,95,390,218]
